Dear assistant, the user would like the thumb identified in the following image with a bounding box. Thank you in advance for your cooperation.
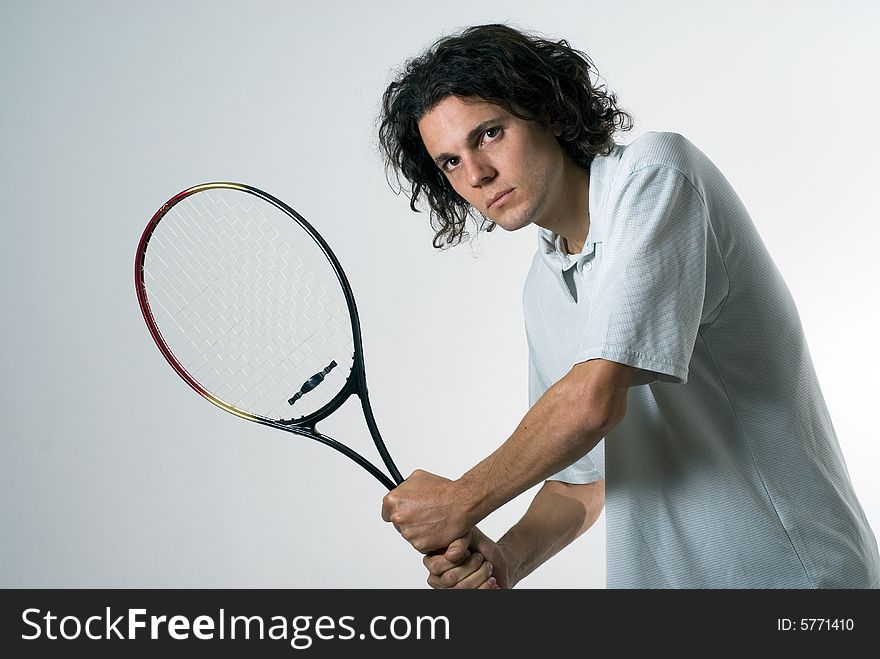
[443,532,475,564]
[469,528,498,561]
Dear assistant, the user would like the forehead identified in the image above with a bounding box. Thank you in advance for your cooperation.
[418,96,510,154]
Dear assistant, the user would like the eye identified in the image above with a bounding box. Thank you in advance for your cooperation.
[442,157,460,172]
[481,127,502,144]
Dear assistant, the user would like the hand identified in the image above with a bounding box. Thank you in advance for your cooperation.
[423,528,514,589]
[381,469,474,553]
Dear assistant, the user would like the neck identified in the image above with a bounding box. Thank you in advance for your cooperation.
[538,157,590,255]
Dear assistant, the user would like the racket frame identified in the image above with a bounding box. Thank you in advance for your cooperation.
[135,182,403,490]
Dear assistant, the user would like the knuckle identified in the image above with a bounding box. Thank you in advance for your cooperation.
[441,571,458,587]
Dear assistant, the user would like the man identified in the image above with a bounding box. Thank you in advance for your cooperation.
[378,23,880,588]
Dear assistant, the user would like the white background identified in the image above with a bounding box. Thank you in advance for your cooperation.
[1,0,877,588]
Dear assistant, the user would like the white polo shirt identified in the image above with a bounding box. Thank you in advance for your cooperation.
[523,131,880,588]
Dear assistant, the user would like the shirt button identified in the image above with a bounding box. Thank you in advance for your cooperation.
[584,262,592,271]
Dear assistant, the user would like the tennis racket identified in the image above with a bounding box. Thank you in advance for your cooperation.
[135,181,404,491]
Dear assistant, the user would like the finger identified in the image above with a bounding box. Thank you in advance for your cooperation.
[478,577,500,590]
[427,552,482,589]
[443,536,471,563]
[424,550,470,574]
[450,559,494,590]
[436,552,486,589]
[422,547,472,572]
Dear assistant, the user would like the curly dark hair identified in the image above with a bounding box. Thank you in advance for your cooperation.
[378,23,634,249]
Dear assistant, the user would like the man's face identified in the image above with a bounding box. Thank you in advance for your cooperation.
[417,95,568,233]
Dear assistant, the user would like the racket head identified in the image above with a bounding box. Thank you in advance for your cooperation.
[135,182,365,428]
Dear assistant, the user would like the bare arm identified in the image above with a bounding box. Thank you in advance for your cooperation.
[500,478,604,586]
[383,358,633,552]
[426,479,605,589]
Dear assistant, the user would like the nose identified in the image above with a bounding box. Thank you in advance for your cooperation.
[464,154,496,187]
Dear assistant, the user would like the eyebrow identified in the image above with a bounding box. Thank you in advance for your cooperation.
[432,117,504,167]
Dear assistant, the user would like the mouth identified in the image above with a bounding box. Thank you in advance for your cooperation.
[487,188,514,209]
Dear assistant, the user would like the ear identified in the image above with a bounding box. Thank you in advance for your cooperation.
[547,117,563,137]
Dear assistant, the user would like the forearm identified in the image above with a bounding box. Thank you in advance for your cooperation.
[456,359,629,525]
[499,479,604,586]
[381,360,630,554]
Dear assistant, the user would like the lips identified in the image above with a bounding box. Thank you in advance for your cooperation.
[487,188,514,209]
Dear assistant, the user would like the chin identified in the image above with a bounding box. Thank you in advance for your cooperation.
[496,218,533,233]
[487,210,529,233]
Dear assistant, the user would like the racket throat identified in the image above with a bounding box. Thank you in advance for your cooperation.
[288,360,339,406]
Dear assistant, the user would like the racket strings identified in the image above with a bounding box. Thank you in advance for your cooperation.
[150,202,347,415]
[143,188,355,419]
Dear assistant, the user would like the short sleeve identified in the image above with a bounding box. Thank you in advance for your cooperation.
[548,439,606,484]
[578,165,708,385]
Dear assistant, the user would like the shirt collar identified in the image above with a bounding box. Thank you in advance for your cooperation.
[539,229,596,274]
